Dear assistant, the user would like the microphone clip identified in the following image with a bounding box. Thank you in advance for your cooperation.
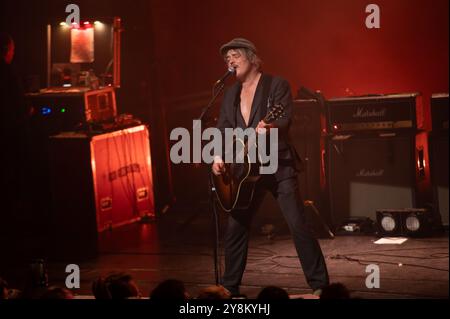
[214,67,236,87]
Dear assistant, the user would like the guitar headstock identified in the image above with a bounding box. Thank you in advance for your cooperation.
[264,104,285,124]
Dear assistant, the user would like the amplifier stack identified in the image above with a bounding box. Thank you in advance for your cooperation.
[325,93,438,232]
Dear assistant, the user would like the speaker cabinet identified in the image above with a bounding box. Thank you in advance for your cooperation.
[327,133,419,228]
[49,125,155,260]
[290,99,331,228]
[429,134,449,226]
[431,93,449,133]
[430,94,449,227]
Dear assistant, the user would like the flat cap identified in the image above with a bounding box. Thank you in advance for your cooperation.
[220,38,257,56]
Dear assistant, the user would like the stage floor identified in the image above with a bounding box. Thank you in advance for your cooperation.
[1,210,448,299]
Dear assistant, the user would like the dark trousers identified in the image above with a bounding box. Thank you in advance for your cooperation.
[222,175,329,294]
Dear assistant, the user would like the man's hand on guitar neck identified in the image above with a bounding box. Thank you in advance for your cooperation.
[256,120,275,134]
[212,156,226,176]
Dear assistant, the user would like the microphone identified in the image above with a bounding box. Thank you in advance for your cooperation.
[214,67,236,86]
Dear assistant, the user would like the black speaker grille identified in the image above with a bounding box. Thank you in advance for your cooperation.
[327,134,416,227]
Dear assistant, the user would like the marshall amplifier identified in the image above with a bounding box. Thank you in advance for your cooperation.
[327,93,424,134]
[431,93,449,133]
[326,132,427,230]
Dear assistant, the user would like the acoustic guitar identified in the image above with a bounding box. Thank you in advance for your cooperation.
[211,104,285,212]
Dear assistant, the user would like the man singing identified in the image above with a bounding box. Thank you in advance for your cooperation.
[212,38,329,296]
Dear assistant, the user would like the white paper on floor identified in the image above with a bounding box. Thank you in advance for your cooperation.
[374,237,408,244]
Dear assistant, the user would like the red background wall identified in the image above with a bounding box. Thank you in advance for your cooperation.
[149,0,448,102]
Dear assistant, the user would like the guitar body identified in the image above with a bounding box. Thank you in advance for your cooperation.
[211,154,261,213]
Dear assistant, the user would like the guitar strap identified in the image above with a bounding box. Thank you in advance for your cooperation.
[258,74,274,165]
[261,74,274,115]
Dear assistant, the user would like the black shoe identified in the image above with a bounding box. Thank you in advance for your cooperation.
[224,286,240,296]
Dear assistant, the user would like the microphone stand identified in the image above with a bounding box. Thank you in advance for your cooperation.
[197,82,226,286]
[197,82,226,125]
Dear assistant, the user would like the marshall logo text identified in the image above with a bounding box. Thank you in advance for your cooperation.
[352,107,387,119]
[356,169,385,177]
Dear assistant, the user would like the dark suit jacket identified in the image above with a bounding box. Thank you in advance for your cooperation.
[216,73,300,181]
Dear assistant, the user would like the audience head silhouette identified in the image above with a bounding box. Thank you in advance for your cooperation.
[257,286,289,300]
[92,273,140,299]
[150,279,189,300]
[320,283,351,299]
